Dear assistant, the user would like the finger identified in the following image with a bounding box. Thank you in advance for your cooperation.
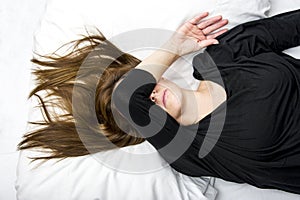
[189,12,209,25]
[180,22,205,39]
[189,25,206,39]
[206,29,228,39]
[197,15,222,29]
[198,39,219,49]
[202,19,228,35]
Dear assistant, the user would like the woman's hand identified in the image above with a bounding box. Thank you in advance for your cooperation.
[166,12,228,56]
[134,12,228,81]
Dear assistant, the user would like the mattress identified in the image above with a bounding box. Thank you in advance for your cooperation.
[1,0,300,199]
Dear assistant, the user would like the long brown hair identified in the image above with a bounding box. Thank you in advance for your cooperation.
[18,31,145,160]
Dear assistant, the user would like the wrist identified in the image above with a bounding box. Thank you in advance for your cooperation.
[161,39,181,58]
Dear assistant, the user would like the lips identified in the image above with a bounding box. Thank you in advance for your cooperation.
[162,89,167,108]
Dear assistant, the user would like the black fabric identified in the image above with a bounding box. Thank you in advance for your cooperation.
[112,9,300,194]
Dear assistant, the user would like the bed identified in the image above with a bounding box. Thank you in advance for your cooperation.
[2,0,300,199]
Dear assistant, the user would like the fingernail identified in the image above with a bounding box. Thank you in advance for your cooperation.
[213,41,219,44]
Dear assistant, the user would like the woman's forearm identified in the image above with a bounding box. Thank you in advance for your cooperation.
[134,13,228,81]
[135,44,179,81]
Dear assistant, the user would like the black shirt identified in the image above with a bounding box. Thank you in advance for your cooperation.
[112,9,300,194]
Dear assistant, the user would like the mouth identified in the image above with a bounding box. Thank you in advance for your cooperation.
[162,89,167,108]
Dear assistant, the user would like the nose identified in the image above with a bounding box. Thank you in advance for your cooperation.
[150,90,157,102]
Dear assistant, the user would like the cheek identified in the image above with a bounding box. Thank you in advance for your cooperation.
[167,93,182,119]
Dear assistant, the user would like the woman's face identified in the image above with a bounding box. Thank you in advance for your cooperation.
[149,78,183,120]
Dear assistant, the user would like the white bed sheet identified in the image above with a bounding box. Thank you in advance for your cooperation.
[1,0,300,200]
[0,1,47,200]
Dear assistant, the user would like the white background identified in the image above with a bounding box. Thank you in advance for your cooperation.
[0,0,47,199]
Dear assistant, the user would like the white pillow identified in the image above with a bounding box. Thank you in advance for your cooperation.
[34,0,271,56]
[268,0,300,59]
[16,0,271,200]
[16,148,217,200]
[269,0,300,16]
[34,0,270,89]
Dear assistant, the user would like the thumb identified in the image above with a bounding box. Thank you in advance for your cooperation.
[198,39,219,49]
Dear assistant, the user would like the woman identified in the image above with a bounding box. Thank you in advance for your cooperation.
[19,10,300,193]
[19,12,227,158]
[112,9,300,194]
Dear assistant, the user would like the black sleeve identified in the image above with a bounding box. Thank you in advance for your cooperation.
[112,69,199,163]
[112,69,179,147]
[210,9,300,57]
